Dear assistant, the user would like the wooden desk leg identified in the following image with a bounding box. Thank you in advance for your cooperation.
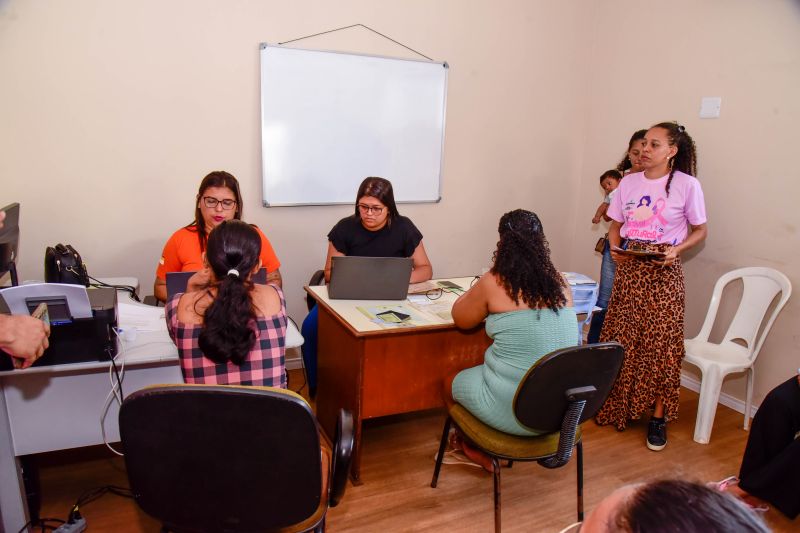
[315,307,365,484]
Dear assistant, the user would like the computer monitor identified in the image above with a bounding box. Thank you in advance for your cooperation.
[0,203,20,287]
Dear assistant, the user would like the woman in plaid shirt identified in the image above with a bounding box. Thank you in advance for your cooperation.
[166,220,287,387]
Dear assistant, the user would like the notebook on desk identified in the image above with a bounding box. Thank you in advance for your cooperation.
[166,268,268,300]
[328,256,412,300]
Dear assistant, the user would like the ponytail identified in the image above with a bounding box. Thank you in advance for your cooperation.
[196,220,261,365]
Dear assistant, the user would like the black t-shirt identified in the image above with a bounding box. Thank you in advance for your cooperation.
[327,215,423,258]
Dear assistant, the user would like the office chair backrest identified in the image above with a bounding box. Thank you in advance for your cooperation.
[513,342,624,432]
[120,384,323,532]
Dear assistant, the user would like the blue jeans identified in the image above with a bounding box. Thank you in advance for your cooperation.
[300,305,319,396]
[587,240,616,343]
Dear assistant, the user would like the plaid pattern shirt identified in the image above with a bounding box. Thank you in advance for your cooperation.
[165,285,287,387]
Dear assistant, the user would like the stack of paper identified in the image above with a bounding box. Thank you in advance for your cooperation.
[118,301,167,332]
[563,272,596,286]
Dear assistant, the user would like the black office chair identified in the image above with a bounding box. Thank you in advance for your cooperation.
[431,342,624,533]
[119,384,353,532]
[306,269,326,311]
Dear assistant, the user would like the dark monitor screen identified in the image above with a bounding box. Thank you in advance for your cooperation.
[0,203,20,286]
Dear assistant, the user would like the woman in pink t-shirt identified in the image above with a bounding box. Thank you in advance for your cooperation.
[595,122,708,452]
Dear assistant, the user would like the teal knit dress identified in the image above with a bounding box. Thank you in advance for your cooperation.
[451,308,579,436]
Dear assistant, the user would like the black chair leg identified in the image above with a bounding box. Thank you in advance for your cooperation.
[492,457,501,533]
[576,440,584,522]
[431,417,452,488]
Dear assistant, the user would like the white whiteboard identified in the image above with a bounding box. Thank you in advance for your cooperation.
[259,44,448,206]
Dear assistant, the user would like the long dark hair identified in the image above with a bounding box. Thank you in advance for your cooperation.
[616,129,647,172]
[353,177,400,226]
[615,479,770,533]
[197,220,261,366]
[491,209,566,312]
[188,171,244,252]
[651,121,698,197]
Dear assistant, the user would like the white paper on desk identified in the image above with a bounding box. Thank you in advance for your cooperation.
[118,301,166,331]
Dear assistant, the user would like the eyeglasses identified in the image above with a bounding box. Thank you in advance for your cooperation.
[358,204,385,215]
[202,196,237,210]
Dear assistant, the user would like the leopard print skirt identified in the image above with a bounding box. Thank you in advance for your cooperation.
[595,241,685,430]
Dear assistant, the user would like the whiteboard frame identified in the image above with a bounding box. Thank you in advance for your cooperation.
[259,43,448,207]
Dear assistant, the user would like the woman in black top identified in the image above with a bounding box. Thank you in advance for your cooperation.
[324,177,432,282]
[303,177,432,397]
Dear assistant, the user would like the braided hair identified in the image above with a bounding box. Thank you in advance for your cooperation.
[197,220,261,366]
[491,210,566,312]
[616,129,648,173]
[651,122,698,197]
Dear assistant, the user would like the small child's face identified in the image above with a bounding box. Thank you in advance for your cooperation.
[601,177,620,194]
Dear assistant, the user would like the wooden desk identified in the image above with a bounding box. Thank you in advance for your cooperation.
[305,277,490,482]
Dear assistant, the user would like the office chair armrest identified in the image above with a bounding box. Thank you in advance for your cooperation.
[538,397,589,469]
[329,408,354,507]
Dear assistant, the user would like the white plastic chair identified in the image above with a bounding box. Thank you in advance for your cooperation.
[683,267,791,444]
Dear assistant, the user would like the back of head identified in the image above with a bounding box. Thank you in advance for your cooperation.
[492,209,566,311]
[198,220,262,366]
[615,479,770,533]
[353,176,400,222]
[599,169,622,183]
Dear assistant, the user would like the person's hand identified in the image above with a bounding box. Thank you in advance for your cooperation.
[0,315,50,369]
[651,247,678,267]
[609,248,632,264]
[592,215,601,224]
[187,268,212,293]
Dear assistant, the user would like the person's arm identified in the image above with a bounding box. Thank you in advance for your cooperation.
[0,315,50,369]
[592,202,609,224]
[153,278,168,303]
[256,228,282,288]
[154,232,182,303]
[607,220,632,264]
[655,223,708,266]
[560,273,575,307]
[451,274,491,329]
[186,268,212,293]
[266,268,282,287]
[409,241,433,283]
[323,242,344,283]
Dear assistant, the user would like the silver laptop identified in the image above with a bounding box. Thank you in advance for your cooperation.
[166,268,268,300]
[328,256,412,300]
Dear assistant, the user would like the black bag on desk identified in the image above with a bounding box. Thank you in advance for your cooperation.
[44,244,90,286]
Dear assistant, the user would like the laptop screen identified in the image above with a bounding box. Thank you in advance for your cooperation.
[166,268,269,300]
[328,256,412,300]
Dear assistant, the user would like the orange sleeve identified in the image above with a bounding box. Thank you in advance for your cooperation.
[256,227,281,273]
[156,229,187,280]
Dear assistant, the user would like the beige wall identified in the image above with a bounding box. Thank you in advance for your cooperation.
[572,0,800,407]
[1,1,797,406]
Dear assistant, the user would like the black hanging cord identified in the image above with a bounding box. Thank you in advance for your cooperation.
[278,23,433,61]
[88,275,140,302]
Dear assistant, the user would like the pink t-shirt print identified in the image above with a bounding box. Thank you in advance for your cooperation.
[607,171,707,245]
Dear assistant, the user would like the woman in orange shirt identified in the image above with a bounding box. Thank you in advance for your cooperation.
[154,171,281,302]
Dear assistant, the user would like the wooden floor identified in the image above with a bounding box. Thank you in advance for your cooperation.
[26,371,797,532]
